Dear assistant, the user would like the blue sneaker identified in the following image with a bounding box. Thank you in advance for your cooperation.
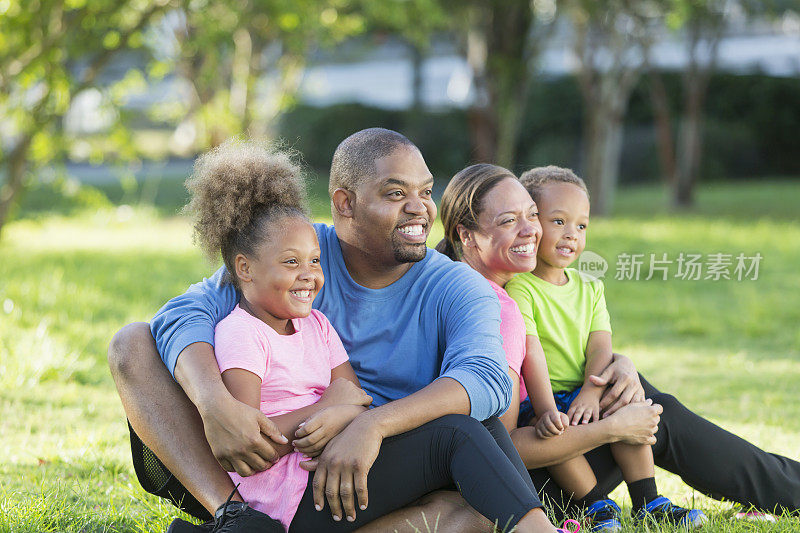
[585,499,622,532]
[635,495,708,528]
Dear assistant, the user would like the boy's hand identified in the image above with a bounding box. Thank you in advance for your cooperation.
[319,378,373,408]
[294,404,366,457]
[534,409,569,439]
[567,386,604,425]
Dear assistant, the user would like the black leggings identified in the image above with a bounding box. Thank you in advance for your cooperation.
[528,375,800,518]
[288,414,542,532]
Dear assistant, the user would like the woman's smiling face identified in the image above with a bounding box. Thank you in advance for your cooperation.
[465,177,542,277]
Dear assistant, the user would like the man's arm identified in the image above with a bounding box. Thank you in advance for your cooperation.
[300,377,471,523]
[152,267,287,476]
[299,272,511,523]
[151,267,237,375]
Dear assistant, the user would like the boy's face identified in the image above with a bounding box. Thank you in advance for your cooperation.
[535,182,590,270]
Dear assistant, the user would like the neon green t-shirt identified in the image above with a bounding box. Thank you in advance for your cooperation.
[505,268,612,392]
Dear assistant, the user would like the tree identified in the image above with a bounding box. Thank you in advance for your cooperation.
[152,0,369,151]
[565,0,656,215]
[647,0,795,208]
[0,0,178,238]
[449,0,557,169]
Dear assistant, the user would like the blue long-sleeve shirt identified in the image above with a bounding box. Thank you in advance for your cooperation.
[151,223,512,420]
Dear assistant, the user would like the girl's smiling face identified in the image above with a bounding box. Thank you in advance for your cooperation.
[236,216,324,333]
[459,177,542,284]
[534,182,590,274]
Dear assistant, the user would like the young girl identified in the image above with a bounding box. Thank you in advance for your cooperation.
[183,142,570,533]
[505,166,707,530]
[184,141,372,531]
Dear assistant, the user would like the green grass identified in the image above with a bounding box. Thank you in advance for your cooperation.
[2,180,799,531]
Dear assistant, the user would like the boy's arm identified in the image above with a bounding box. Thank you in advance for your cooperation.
[566,330,614,425]
[521,335,568,438]
[521,335,559,416]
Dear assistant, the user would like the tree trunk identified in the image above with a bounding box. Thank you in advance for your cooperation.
[0,136,32,238]
[648,71,677,187]
[674,80,705,208]
[465,9,497,163]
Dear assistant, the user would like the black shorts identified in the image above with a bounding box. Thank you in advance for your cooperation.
[128,421,212,521]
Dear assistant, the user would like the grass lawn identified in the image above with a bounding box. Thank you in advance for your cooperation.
[1,180,799,532]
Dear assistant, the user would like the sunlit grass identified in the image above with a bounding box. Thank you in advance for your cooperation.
[2,180,799,531]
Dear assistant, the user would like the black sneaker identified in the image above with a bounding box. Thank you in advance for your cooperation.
[166,518,213,533]
[211,495,285,533]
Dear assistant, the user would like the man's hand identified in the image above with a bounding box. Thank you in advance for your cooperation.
[567,385,604,425]
[589,354,645,418]
[200,395,288,476]
[534,409,569,439]
[299,415,382,523]
[293,404,366,457]
[319,378,373,408]
[605,399,662,445]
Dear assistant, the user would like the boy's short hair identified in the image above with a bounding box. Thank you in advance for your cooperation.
[519,166,588,204]
[329,128,417,198]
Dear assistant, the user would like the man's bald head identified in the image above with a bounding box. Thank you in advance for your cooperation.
[329,128,418,197]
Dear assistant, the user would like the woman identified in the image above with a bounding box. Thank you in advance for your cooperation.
[435,164,663,519]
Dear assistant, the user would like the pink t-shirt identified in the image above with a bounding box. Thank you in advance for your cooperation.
[214,305,349,529]
[488,280,529,402]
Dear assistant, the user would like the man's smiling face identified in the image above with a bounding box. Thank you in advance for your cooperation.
[350,146,436,267]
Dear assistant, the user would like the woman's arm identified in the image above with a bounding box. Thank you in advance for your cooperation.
[512,400,662,468]
[498,368,521,433]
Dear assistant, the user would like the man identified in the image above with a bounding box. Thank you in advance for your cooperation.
[109,128,558,532]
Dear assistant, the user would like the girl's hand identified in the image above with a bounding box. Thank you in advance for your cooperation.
[567,386,603,425]
[319,378,373,408]
[293,404,366,456]
[534,409,569,439]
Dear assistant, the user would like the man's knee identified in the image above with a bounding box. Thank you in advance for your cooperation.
[434,413,483,433]
[108,322,155,379]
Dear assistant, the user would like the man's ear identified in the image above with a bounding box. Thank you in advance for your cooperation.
[332,188,355,218]
[456,224,475,248]
[234,253,252,283]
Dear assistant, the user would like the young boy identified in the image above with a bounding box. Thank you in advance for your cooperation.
[505,166,706,531]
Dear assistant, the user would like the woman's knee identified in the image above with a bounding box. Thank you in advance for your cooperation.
[107,322,157,379]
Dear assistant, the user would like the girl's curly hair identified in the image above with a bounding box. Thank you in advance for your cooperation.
[183,139,309,288]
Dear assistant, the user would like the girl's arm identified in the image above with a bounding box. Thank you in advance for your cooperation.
[498,368,521,433]
[222,362,371,462]
[270,362,369,453]
[219,368,296,461]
